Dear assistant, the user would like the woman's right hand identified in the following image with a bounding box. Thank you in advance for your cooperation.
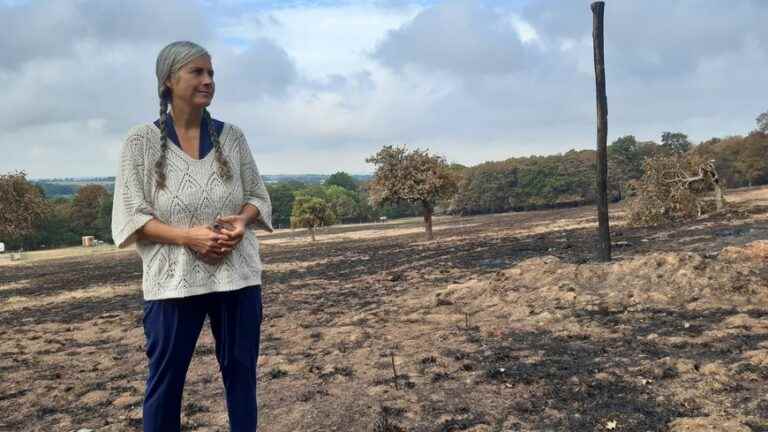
[184,225,230,265]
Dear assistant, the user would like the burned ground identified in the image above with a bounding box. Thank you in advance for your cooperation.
[2,188,768,431]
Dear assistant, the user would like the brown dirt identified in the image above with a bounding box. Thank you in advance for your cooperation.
[2,187,768,431]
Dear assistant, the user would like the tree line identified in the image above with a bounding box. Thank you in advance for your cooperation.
[450,130,768,215]
[0,171,426,250]
[3,111,768,249]
[0,177,113,250]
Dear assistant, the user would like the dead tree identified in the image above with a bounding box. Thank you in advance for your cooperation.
[592,1,611,261]
[666,159,727,214]
[628,155,728,226]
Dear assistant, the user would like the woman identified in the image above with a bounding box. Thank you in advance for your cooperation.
[111,41,273,432]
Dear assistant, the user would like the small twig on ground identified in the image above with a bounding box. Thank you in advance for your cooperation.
[390,351,399,391]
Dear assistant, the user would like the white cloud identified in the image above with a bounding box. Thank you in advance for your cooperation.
[0,120,123,178]
[1,0,767,179]
[217,2,423,78]
[0,0,211,70]
[373,0,534,76]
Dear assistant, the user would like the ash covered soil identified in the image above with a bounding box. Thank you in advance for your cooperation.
[2,187,768,432]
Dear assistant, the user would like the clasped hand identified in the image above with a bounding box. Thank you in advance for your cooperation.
[185,214,247,265]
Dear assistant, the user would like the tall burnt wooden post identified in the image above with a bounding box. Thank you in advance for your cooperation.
[592,1,611,261]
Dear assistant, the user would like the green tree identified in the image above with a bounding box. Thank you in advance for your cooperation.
[267,180,305,229]
[290,194,336,241]
[297,184,330,200]
[366,145,458,240]
[0,171,49,244]
[452,150,605,216]
[512,152,595,208]
[324,171,358,191]
[95,194,114,243]
[451,161,518,215]
[757,111,768,133]
[71,184,109,237]
[608,135,645,200]
[28,198,81,249]
[352,187,380,222]
[660,132,691,154]
[355,181,417,220]
[379,201,422,219]
[325,185,359,223]
[637,140,660,161]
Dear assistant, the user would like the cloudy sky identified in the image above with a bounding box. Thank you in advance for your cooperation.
[1,0,766,178]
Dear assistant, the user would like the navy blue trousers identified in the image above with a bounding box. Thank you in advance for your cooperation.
[142,285,263,432]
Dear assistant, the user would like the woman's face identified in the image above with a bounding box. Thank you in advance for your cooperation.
[166,55,215,109]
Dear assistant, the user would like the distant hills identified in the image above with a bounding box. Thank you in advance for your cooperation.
[33,174,373,198]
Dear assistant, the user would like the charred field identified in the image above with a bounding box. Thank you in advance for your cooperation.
[2,187,768,431]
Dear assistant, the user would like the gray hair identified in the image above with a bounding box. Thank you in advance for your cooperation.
[156,41,209,100]
[153,41,232,189]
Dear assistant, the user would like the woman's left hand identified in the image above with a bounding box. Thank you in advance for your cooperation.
[214,214,248,250]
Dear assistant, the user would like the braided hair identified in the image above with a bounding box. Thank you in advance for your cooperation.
[204,108,232,181]
[154,41,231,189]
[154,89,171,189]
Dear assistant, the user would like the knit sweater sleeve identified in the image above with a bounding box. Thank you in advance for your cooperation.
[111,127,157,248]
[235,126,274,232]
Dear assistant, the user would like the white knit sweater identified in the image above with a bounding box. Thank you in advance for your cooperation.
[111,122,273,300]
